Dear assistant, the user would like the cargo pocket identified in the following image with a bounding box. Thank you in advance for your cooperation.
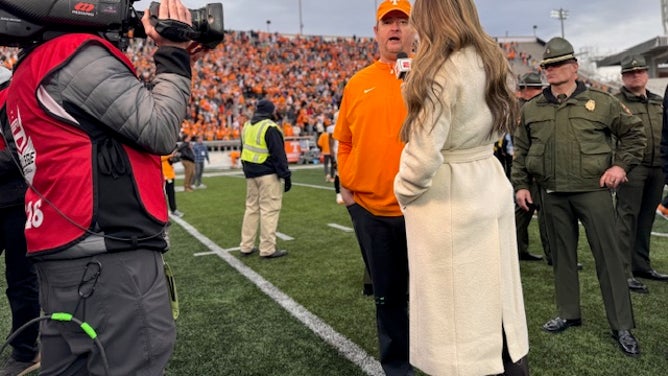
[580,142,611,178]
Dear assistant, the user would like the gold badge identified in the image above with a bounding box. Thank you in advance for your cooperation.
[585,100,595,112]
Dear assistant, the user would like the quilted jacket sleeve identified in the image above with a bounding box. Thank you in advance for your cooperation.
[43,43,191,155]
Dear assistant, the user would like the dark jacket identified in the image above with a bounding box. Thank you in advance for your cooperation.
[615,87,663,167]
[513,81,646,193]
[241,113,291,180]
[178,141,195,162]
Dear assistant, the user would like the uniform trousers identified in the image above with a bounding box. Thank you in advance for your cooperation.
[240,174,283,256]
[541,190,635,330]
[615,165,664,275]
[515,182,551,261]
[0,205,40,362]
[346,203,411,376]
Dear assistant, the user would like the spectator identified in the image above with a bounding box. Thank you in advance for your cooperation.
[162,151,184,217]
[239,99,291,259]
[2,0,198,373]
[0,66,41,376]
[394,0,529,374]
[317,130,334,182]
[615,55,668,294]
[178,134,196,192]
[193,134,210,189]
[333,1,416,374]
[512,37,645,357]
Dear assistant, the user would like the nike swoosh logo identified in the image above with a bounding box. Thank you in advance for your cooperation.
[363,87,375,94]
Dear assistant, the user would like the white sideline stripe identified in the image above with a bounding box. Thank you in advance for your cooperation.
[276,232,294,241]
[169,215,384,376]
[328,223,354,233]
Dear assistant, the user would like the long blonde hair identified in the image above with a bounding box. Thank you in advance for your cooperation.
[400,0,518,142]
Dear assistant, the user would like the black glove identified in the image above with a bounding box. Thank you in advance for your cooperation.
[284,177,292,192]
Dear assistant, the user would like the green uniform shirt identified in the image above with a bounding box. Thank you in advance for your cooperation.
[615,87,663,167]
[512,81,646,192]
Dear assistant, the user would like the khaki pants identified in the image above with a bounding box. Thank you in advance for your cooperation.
[240,174,283,256]
[182,160,195,190]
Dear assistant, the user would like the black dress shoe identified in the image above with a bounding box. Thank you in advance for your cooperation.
[635,269,668,281]
[627,278,649,294]
[362,283,374,296]
[519,252,543,261]
[542,317,582,333]
[261,249,288,259]
[240,247,258,256]
[611,330,640,357]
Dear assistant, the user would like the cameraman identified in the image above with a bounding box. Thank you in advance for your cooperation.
[4,0,198,374]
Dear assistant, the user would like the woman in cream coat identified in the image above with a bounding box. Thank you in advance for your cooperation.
[394,1,529,375]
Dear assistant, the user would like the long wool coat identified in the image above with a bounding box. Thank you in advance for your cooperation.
[394,47,529,376]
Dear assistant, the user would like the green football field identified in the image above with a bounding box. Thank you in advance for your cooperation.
[2,165,668,375]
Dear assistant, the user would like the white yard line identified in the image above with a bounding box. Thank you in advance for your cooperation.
[170,215,383,376]
[328,223,355,233]
[275,232,294,241]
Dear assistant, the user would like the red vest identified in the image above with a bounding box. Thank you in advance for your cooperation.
[6,33,168,255]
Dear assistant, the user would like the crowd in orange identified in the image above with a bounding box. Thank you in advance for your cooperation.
[125,30,377,141]
[0,31,616,142]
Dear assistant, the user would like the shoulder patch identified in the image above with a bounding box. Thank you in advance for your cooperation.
[620,102,632,115]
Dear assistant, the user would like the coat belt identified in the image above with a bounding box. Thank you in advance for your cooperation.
[441,145,492,164]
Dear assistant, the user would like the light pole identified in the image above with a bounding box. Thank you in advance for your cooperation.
[298,0,303,34]
[550,8,568,38]
[266,19,271,33]
[532,25,537,38]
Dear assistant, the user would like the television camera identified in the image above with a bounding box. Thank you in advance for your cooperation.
[0,0,224,50]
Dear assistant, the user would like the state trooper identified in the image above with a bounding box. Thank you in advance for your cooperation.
[514,72,549,263]
[614,55,668,295]
[511,37,646,357]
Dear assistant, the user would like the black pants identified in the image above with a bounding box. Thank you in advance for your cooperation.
[165,179,177,212]
[0,204,40,362]
[347,204,411,376]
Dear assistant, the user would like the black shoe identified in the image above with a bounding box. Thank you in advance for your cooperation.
[542,317,582,333]
[611,330,640,357]
[519,252,543,261]
[635,269,668,281]
[362,283,373,296]
[240,247,258,256]
[627,278,649,294]
[261,250,288,259]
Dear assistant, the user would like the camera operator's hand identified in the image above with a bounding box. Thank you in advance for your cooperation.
[141,0,192,50]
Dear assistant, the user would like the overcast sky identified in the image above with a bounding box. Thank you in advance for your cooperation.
[136,0,665,58]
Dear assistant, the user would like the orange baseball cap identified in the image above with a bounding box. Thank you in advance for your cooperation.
[376,0,411,21]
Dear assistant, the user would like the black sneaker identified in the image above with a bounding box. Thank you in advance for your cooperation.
[261,250,287,259]
[240,247,258,257]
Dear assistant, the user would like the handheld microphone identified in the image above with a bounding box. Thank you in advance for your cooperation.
[395,52,411,80]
